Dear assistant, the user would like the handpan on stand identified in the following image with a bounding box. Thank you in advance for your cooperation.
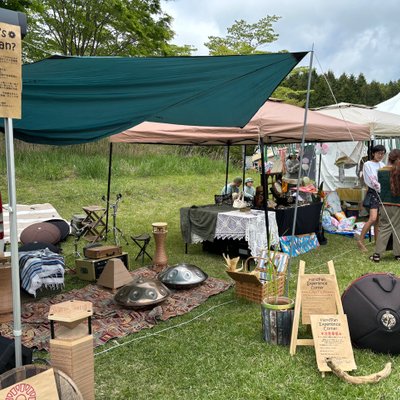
[152,222,168,271]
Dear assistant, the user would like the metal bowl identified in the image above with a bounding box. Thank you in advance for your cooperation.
[157,263,208,289]
[114,277,171,309]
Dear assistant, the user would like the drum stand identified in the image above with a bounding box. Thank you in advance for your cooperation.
[106,194,129,246]
[70,223,90,258]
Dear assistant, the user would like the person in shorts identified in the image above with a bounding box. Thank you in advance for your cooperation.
[357,144,386,252]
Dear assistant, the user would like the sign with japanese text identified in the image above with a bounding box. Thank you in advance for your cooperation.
[0,22,21,119]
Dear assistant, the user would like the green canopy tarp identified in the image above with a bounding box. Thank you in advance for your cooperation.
[2,52,307,145]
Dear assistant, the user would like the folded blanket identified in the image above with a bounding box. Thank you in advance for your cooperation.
[19,248,65,297]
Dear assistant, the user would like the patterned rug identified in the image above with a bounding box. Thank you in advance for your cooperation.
[0,267,231,351]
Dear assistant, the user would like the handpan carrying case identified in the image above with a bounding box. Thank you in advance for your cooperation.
[342,272,400,354]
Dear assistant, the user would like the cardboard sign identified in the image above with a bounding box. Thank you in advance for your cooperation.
[0,22,22,119]
[310,314,357,373]
[0,368,59,400]
[300,274,338,324]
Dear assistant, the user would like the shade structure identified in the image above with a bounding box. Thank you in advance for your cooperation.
[313,102,400,138]
[0,52,308,145]
[376,92,400,115]
[110,100,370,145]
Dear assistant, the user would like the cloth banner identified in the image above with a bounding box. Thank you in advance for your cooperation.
[279,233,319,256]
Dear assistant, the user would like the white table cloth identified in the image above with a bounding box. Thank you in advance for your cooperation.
[191,209,279,256]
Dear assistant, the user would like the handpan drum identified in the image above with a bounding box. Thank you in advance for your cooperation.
[20,222,61,245]
[342,272,400,354]
[114,277,170,309]
[158,263,208,289]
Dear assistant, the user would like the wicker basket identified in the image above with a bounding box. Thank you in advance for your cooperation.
[0,364,83,400]
[226,251,288,304]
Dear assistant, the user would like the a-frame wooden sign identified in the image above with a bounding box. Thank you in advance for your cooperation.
[289,259,344,356]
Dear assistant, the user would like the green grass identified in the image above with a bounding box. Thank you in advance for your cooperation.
[1,142,400,399]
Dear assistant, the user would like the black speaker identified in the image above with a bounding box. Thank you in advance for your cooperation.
[0,336,33,374]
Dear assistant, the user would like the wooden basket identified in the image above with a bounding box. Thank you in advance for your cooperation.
[0,364,83,400]
[226,251,288,304]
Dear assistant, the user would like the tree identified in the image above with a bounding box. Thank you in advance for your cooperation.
[21,0,195,60]
[204,16,281,55]
[0,0,33,12]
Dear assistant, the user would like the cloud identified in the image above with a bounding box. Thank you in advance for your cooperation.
[162,0,400,83]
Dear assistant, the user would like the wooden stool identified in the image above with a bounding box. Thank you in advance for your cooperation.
[131,234,152,265]
[82,206,106,242]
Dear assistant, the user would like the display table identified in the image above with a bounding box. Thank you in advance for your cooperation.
[180,205,279,256]
[271,202,323,237]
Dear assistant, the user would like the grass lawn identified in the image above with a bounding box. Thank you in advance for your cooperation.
[1,142,400,399]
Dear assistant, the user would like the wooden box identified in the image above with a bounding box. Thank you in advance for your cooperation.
[83,245,122,259]
[75,252,129,281]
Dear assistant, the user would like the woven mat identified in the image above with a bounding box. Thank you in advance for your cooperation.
[0,267,231,351]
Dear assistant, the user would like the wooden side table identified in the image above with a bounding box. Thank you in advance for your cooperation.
[49,300,94,400]
[82,206,106,242]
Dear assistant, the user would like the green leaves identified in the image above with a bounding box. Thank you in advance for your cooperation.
[22,0,190,60]
[204,15,281,56]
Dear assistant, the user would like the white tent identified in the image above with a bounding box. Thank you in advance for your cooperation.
[376,92,400,115]
[314,102,400,138]
[318,141,366,191]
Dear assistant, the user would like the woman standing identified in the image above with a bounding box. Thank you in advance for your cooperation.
[357,144,386,252]
[370,149,400,262]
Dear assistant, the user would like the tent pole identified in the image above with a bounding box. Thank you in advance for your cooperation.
[105,142,113,239]
[286,48,314,296]
[4,117,22,367]
[259,137,270,249]
[224,144,230,191]
[317,153,322,187]
[242,145,246,190]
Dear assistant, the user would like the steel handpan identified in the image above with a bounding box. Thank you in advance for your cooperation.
[157,263,208,289]
[114,277,170,309]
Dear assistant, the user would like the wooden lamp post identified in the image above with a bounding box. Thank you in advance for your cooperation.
[48,300,94,400]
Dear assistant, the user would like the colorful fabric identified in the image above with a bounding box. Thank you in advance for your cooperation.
[279,233,319,256]
[0,267,231,351]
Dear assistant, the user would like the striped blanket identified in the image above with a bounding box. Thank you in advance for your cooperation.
[19,249,65,297]
[2,203,65,243]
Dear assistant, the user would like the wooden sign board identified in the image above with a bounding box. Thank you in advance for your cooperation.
[290,260,344,356]
[310,314,357,373]
[0,22,22,119]
[0,368,59,399]
[300,274,338,324]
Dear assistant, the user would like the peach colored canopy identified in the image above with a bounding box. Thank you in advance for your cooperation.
[110,100,370,145]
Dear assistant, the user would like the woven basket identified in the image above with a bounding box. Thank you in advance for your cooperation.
[230,272,286,303]
[226,251,288,304]
[0,364,83,400]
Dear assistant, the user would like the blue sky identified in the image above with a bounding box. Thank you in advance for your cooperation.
[162,0,400,83]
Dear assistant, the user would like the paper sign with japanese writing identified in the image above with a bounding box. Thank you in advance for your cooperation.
[0,22,22,119]
[300,274,338,324]
[310,314,357,372]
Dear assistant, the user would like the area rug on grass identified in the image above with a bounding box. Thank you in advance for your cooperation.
[0,267,231,351]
